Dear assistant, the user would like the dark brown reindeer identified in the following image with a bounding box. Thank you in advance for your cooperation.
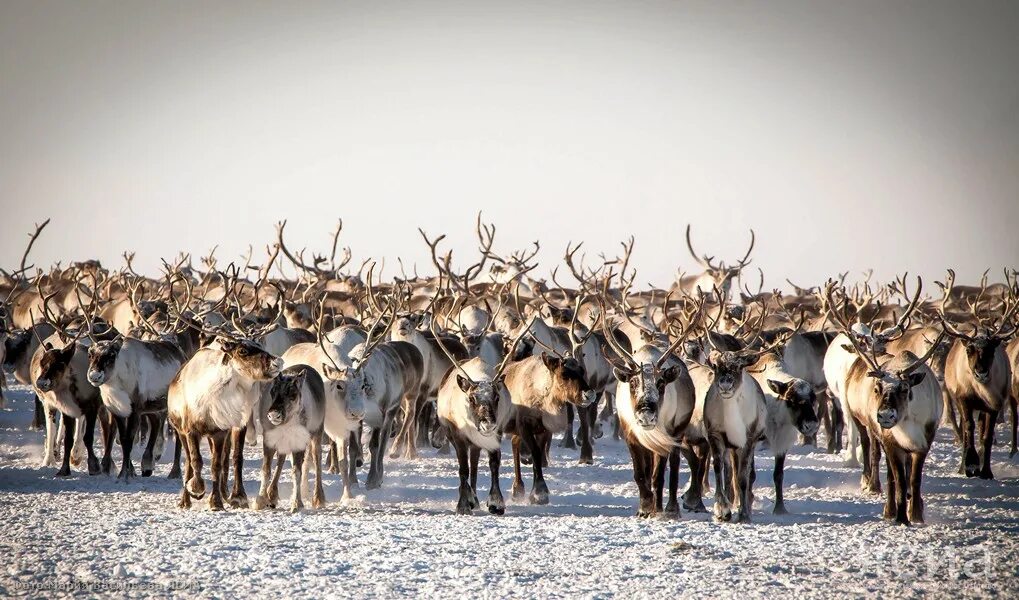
[939,270,1017,479]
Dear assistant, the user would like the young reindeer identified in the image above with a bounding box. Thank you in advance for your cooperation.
[83,286,186,481]
[939,270,1017,479]
[433,315,531,515]
[253,365,326,512]
[685,300,769,524]
[166,273,284,511]
[832,288,946,524]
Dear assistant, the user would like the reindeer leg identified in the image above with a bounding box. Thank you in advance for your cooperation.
[82,409,100,475]
[290,450,306,513]
[664,448,681,516]
[311,436,326,508]
[178,433,194,509]
[268,451,284,508]
[326,440,340,474]
[30,396,44,431]
[961,408,978,477]
[56,414,75,477]
[1010,396,1018,458]
[185,431,205,499]
[40,404,56,466]
[559,404,577,449]
[254,444,275,510]
[118,412,139,481]
[229,427,248,507]
[773,453,788,514]
[468,445,481,509]
[168,427,183,479]
[70,415,86,467]
[577,403,594,465]
[709,438,731,522]
[487,448,505,515]
[944,386,962,445]
[208,432,228,511]
[453,437,473,515]
[510,435,526,500]
[651,452,667,516]
[979,411,995,480]
[627,441,654,518]
[99,410,115,475]
[345,431,359,493]
[680,443,706,512]
[141,414,159,477]
[908,451,927,524]
[526,428,550,505]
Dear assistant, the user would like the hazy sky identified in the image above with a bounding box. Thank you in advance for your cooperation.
[1,1,1016,289]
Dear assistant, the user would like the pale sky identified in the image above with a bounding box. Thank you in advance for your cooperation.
[1,1,1017,289]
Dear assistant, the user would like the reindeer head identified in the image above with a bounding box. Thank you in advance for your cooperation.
[266,368,307,426]
[322,363,368,421]
[684,225,755,299]
[614,362,680,429]
[541,353,596,408]
[869,367,928,429]
[456,375,503,435]
[704,350,756,397]
[35,340,78,393]
[86,336,125,386]
[219,339,282,381]
[938,268,1018,384]
[767,379,820,437]
[393,312,422,337]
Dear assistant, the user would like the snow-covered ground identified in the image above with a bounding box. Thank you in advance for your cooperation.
[1,384,1017,599]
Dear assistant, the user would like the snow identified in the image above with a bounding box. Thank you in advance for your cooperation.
[1,384,1017,598]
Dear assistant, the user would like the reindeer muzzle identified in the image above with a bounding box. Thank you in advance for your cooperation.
[876,408,898,429]
[35,377,52,392]
[87,370,105,385]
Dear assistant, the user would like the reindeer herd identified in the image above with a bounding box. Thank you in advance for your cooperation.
[1,217,1017,526]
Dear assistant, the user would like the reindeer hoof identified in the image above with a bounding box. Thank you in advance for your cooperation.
[142,469,153,478]
[713,506,732,522]
[577,456,593,466]
[178,492,192,509]
[291,503,304,514]
[55,465,71,477]
[229,494,249,509]
[511,485,525,501]
[253,495,269,510]
[186,476,206,499]
[167,467,181,480]
[365,478,382,490]
[456,500,473,515]
[312,496,325,509]
[664,502,679,517]
[773,503,788,515]
[87,457,101,476]
[529,489,549,506]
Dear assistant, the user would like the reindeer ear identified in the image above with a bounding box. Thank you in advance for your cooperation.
[492,374,506,389]
[612,366,633,382]
[841,344,855,353]
[456,374,473,393]
[907,371,926,387]
[541,353,560,371]
[661,366,679,385]
[44,342,54,351]
[767,379,789,396]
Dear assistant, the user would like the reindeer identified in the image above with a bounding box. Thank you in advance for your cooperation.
[280,313,370,499]
[253,365,326,512]
[685,309,769,523]
[432,314,530,514]
[31,318,116,477]
[84,320,185,481]
[601,295,698,518]
[836,309,945,524]
[673,224,755,301]
[166,272,284,510]
[939,270,1017,479]
[500,341,598,505]
[746,336,821,514]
